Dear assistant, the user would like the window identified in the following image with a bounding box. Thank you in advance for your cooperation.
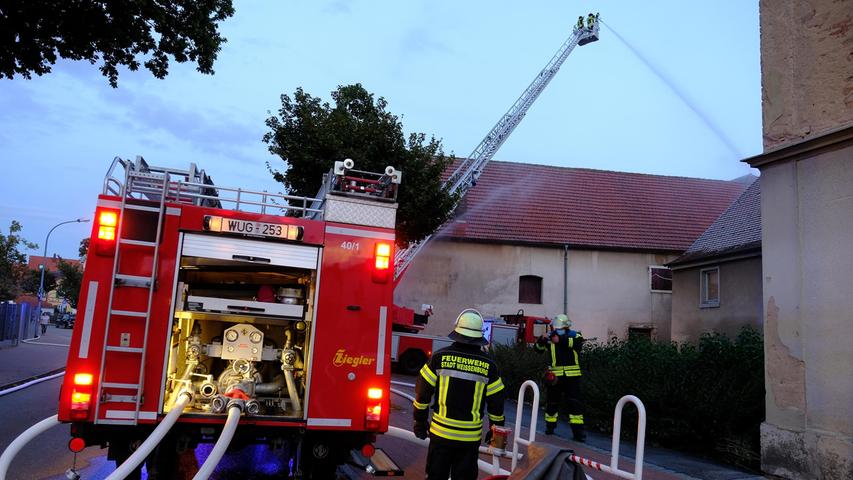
[700,267,720,308]
[628,326,653,341]
[649,266,672,292]
[518,275,542,304]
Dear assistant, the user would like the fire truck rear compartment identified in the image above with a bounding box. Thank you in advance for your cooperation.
[162,246,317,421]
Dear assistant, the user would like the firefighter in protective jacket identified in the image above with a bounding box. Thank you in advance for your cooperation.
[536,313,586,441]
[413,309,506,479]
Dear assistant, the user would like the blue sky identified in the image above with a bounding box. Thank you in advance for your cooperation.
[0,0,762,259]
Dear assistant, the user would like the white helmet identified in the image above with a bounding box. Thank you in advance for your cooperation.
[553,314,572,330]
[448,309,488,346]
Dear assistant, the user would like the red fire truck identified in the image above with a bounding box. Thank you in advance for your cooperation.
[58,156,402,477]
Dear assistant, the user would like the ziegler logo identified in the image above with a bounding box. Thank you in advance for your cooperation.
[333,349,375,368]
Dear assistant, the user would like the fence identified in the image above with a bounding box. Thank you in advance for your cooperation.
[0,303,39,346]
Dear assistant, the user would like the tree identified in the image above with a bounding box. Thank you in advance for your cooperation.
[24,268,57,296]
[0,220,37,300]
[56,258,83,308]
[264,84,457,246]
[78,237,89,262]
[0,1,235,87]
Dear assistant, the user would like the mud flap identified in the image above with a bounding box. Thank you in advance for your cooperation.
[349,448,404,476]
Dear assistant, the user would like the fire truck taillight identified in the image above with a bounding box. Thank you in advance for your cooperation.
[365,387,384,430]
[95,210,119,256]
[97,211,118,240]
[372,242,392,283]
[70,372,94,420]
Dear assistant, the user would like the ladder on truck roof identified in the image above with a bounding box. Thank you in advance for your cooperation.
[393,17,600,281]
[95,164,172,425]
[102,156,326,217]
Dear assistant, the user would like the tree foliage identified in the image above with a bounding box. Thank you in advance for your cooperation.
[56,258,83,308]
[78,237,89,260]
[0,0,235,87]
[263,84,457,246]
[24,268,57,295]
[0,221,37,300]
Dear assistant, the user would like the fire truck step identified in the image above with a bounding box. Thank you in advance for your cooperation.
[102,394,138,403]
[114,274,153,287]
[119,239,158,247]
[110,309,148,318]
[124,204,161,213]
[102,382,140,389]
[349,448,404,476]
[105,346,144,353]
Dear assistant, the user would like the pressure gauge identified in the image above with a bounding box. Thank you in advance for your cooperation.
[225,330,239,342]
[249,331,263,344]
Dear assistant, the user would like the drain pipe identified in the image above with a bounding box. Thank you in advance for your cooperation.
[105,389,194,480]
[0,414,62,480]
[192,400,243,480]
[563,244,569,314]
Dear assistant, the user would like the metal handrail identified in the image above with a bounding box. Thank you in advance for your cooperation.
[569,394,646,480]
[511,379,540,471]
[102,156,325,217]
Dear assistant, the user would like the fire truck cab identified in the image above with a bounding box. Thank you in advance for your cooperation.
[58,156,402,477]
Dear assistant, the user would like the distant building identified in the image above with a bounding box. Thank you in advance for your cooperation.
[395,161,747,342]
[668,178,761,343]
[19,255,82,311]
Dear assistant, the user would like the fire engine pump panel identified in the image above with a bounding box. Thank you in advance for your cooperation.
[162,236,318,420]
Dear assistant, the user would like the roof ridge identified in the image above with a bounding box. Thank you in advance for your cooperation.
[485,159,748,184]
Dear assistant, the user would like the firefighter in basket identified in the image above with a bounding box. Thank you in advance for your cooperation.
[413,309,507,480]
[535,313,586,442]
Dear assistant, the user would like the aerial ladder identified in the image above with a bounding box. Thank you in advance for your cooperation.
[393,17,600,282]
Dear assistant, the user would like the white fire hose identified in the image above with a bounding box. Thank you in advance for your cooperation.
[192,403,242,480]
[0,414,62,480]
[105,391,193,480]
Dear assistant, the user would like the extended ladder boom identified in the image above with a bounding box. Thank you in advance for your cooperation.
[394,18,600,280]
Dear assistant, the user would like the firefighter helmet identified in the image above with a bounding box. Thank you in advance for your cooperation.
[448,309,488,346]
[553,314,572,330]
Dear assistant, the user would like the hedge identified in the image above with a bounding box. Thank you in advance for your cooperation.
[490,327,764,469]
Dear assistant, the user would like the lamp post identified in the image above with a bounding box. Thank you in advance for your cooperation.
[35,218,91,337]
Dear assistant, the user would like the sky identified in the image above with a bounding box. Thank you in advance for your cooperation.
[0,0,762,259]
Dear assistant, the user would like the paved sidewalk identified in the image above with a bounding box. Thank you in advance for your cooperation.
[0,326,71,387]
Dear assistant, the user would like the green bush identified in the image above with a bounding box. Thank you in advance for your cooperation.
[490,343,549,398]
[492,327,764,469]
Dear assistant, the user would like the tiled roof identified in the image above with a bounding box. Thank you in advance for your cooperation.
[669,178,761,265]
[438,161,749,252]
[27,255,81,272]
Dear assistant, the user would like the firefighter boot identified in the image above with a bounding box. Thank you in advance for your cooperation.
[571,424,586,442]
[545,422,556,435]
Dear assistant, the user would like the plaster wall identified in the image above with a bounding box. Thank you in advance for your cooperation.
[670,256,763,343]
[759,0,853,149]
[394,240,675,343]
[758,145,853,479]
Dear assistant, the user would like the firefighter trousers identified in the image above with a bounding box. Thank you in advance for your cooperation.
[544,376,585,437]
[425,434,480,480]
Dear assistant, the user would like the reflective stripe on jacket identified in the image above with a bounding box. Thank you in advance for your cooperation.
[413,342,506,442]
[535,330,584,377]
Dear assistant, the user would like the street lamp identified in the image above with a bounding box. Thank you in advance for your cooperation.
[35,217,91,337]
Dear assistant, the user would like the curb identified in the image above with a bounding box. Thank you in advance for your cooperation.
[0,368,66,397]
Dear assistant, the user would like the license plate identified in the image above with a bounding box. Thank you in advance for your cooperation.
[205,215,290,239]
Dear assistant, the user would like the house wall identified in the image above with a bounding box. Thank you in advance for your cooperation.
[670,256,762,343]
[394,239,676,343]
[759,0,853,149]
[755,141,853,479]
[757,0,853,476]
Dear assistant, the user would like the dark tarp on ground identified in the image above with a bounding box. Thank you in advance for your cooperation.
[506,442,587,480]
